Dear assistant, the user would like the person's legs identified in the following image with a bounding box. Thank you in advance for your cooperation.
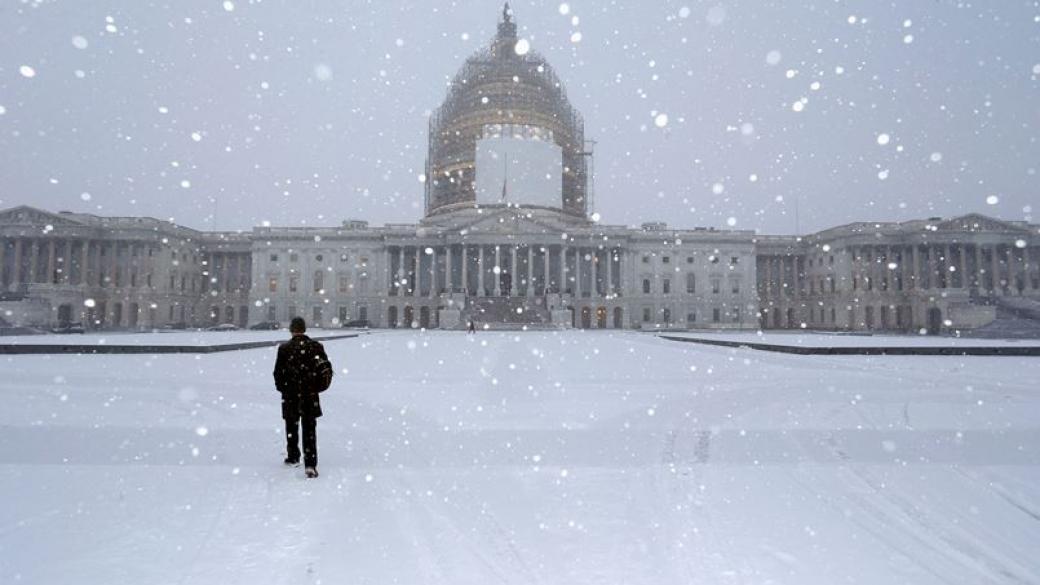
[301,414,318,468]
[285,417,301,463]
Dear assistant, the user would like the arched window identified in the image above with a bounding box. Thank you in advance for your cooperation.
[686,273,696,294]
[313,270,324,293]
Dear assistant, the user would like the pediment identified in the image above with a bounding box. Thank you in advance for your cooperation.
[935,213,1028,234]
[454,209,575,236]
[0,205,87,228]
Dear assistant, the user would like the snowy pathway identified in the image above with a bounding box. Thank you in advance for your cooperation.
[2,331,1038,584]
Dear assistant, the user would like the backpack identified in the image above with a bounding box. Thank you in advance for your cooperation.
[306,341,334,393]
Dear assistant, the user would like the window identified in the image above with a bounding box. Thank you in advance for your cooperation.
[316,254,323,262]
[732,307,741,323]
[360,256,368,267]
[313,306,323,325]
[642,255,650,264]
[710,255,719,264]
[288,305,297,319]
[289,276,298,293]
[338,274,350,293]
[269,276,278,293]
[687,312,696,324]
[267,305,276,321]
[731,281,740,294]
[169,274,176,290]
[663,279,671,294]
[713,308,721,323]
[643,279,651,294]
[662,308,671,323]
[712,279,720,294]
[642,307,652,322]
[687,256,694,264]
[146,274,152,288]
[731,257,739,265]
[686,273,696,294]
[290,253,299,262]
[270,254,278,262]
[340,253,349,262]
[358,306,368,321]
[313,270,324,293]
[662,256,670,264]
[339,306,348,323]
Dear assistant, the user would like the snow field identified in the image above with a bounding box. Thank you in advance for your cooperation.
[1,330,1039,584]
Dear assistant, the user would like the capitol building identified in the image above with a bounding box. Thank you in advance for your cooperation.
[2,6,1038,334]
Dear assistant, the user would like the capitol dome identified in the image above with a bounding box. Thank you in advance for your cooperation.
[425,4,588,218]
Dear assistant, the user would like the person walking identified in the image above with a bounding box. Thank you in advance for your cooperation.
[273,317,333,478]
[467,319,476,334]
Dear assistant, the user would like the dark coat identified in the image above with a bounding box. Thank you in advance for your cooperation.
[273,334,330,420]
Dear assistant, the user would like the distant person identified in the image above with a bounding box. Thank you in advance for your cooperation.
[468,320,476,334]
[273,317,333,478]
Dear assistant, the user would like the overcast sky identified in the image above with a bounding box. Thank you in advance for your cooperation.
[1,1,1037,234]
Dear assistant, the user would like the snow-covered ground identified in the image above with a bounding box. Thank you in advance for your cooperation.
[0,329,354,346]
[2,330,1038,584]
[660,330,1040,348]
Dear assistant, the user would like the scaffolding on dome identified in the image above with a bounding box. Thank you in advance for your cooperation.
[425,6,588,218]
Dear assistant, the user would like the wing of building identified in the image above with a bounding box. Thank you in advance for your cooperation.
[2,6,1038,334]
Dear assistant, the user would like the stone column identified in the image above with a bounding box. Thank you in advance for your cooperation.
[543,245,551,294]
[461,245,469,295]
[764,255,772,296]
[942,244,951,289]
[972,244,982,289]
[45,240,56,285]
[494,245,502,296]
[958,244,967,289]
[28,240,39,283]
[61,240,72,285]
[526,245,534,297]
[511,246,518,296]
[110,242,120,288]
[413,247,421,296]
[477,246,485,297]
[396,246,405,294]
[445,245,453,293]
[990,244,1001,293]
[575,248,582,298]
[429,247,437,298]
[0,238,5,289]
[224,253,233,293]
[1007,244,1017,293]
[559,246,567,295]
[12,238,24,284]
[795,255,802,296]
[92,241,102,287]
